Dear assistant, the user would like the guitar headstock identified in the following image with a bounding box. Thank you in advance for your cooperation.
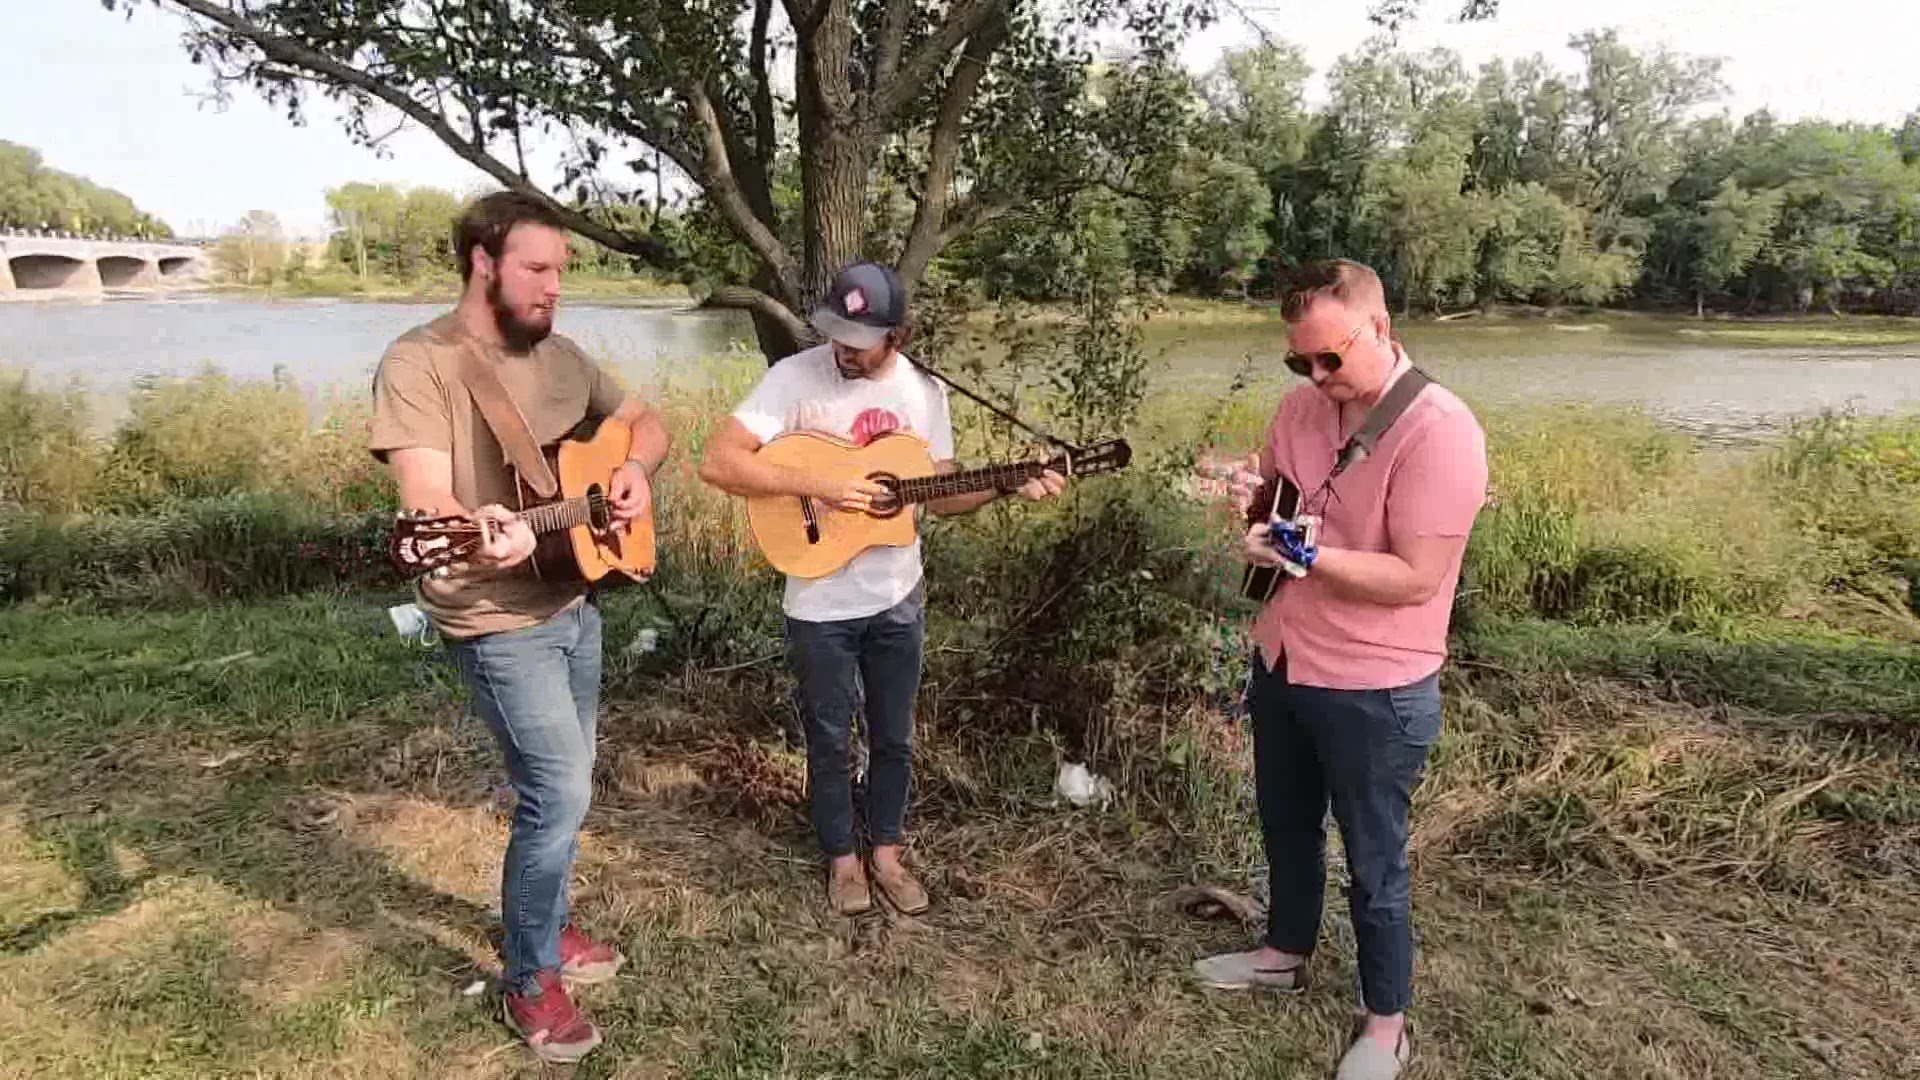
[1061,439,1132,477]
[387,509,487,577]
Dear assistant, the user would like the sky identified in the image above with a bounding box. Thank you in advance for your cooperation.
[3,0,1916,239]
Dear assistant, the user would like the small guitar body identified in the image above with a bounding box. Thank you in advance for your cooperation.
[388,414,656,585]
[519,415,657,586]
[744,431,1133,579]
[1241,473,1301,603]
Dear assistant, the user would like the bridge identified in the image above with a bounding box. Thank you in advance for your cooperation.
[0,230,210,299]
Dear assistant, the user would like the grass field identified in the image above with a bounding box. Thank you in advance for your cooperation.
[0,595,1915,1079]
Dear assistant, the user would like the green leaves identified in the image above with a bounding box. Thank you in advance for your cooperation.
[0,140,172,237]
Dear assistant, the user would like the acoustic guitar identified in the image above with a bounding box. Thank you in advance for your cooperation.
[387,414,656,586]
[745,431,1132,578]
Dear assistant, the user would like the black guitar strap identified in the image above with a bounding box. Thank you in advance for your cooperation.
[1330,365,1434,480]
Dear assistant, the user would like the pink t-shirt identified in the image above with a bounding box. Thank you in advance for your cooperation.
[1252,355,1488,690]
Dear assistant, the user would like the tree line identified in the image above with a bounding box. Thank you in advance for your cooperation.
[56,0,1920,320]
[942,33,1920,316]
[0,141,173,239]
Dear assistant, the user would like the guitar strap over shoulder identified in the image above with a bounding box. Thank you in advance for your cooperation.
[1331,364,1433,479]
[455,342,560,500]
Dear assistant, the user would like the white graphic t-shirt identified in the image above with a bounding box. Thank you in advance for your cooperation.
[732,344,955,622]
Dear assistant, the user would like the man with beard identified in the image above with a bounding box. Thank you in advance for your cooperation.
[367,190,669,1065]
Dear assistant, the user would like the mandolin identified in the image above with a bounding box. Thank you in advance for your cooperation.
[387,415,656,586]
[745,431,1131,578]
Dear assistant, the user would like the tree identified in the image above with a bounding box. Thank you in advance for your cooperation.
[106,0,1501,361]
[0,140,174,237]
[1185,155,1271,295]
[106,0,1213,361]
[1690,178,1782,316]
[1562,29,1722,263]
[1197,43,1313,181]
[215,210,289,285]
[324,182,397,280]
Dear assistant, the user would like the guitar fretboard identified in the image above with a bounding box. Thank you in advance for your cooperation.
[520,496,594,534]
[892,462,1056,504]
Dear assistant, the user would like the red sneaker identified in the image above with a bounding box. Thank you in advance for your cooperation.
[559,923,625,984]
[502,970,602,1064]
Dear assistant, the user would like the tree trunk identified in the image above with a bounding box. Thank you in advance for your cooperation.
[793,0,869,358]
[748,266,807,360]
[1696,288,1704,319]
[802,130,867,296]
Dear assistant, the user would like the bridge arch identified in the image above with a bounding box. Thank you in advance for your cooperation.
[98,255,151,289]
[9,254,94,291]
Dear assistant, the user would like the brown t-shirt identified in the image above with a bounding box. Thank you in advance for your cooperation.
[368,313,627,639]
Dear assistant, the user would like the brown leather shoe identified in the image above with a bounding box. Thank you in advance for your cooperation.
[870,860,930,915]
[828,861,873,916]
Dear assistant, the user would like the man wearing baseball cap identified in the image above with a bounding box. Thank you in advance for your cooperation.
[701,261,1066,916]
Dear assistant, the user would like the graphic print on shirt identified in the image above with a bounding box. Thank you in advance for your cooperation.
[850,407,904,446]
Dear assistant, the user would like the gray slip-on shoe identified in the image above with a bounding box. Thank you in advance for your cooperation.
[1190,949,1309,992]
[1334,1028,1410,1080]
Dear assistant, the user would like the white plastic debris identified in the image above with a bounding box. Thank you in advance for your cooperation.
[462,980,487,997]
[1053,761,1115,809]
[625,628,660,655]
[386,602,438,647]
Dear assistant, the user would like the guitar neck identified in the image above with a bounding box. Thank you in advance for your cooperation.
[890,459,1063,505]
[516,495,595,535]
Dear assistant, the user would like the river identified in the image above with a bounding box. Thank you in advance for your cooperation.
[6,293,1920,445]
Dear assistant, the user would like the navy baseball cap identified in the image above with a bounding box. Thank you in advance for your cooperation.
[811,261,909,349]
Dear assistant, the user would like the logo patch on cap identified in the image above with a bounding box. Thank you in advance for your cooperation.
[844,287,867,315]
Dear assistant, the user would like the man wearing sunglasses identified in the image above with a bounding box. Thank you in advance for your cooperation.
[1192,259,1487,1080]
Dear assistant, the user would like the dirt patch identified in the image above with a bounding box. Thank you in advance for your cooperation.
[0,812,81,921]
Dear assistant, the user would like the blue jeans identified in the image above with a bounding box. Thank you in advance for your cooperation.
[1247,651,1440,1016]
[783,584,925,858]
[448,598,602,990]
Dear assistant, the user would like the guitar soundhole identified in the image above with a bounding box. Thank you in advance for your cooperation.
[868,474,904,518]
[586,485,611,531]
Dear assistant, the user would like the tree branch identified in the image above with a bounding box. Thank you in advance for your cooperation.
[938,190,1025,248]
[163,0,677,265]
[872,0,1006,122]
[700,284,813,344]
[683,83,799,287]
[749,0,778,165]
[549,4,797,290]
[872,0,913,102]
[545,7,707,182]
[896,23,1006,286]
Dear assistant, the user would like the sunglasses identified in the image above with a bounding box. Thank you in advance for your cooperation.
[1283,323,1368,378]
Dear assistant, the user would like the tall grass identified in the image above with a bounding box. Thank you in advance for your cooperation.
[5,359,1916,639]
[1,365,393,516]
[1465,404,1920,635]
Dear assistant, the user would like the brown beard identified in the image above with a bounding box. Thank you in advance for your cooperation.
[487,275,552,352]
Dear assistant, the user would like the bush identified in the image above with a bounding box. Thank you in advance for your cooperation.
[1463,403,1920,635]
[0,369,113,513]
[0,495,392,605]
